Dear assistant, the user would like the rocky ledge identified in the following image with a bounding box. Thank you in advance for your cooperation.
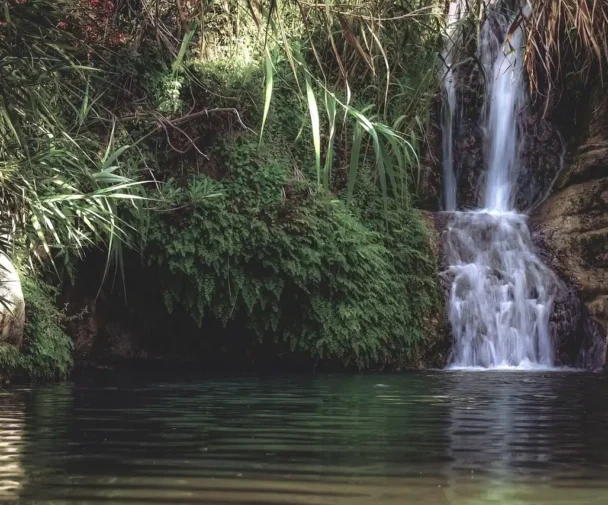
[531,88,608,368]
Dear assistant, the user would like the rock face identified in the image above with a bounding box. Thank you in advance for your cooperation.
[0,254,25,348]
[420,64,564,213]
[531,87,608,368]
[414,212,451,368]
[65,292,146,366]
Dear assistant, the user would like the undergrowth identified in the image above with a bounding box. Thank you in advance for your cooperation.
[2,0,444,377]
[147,136,438,368]
[140,20,442,368]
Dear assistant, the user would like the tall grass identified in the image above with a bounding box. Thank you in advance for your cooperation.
[254,0,441,208]
[2,0,443,257]
[110,0,442,209]
[0,0,145,269]
[518,0,608,113]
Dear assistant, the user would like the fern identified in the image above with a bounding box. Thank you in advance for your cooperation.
[146,137,439,369]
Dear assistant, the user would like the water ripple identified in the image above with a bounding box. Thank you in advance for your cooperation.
[0,372,607,504]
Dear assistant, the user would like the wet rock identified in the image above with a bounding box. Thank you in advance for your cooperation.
[454,117,484,208]
[533,230,605,368]
[531,87,608,368]
[518,111,565,210]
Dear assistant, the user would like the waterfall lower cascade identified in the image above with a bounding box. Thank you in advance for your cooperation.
[444,8,560,369]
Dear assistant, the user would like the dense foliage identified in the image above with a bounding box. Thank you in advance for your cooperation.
[148,137,438,367]
[134,0,443,367]
[0,0,144,266]
[0,0,446,378]
[4,0,601,378]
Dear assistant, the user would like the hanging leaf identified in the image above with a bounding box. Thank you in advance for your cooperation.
[259,48,274,147]
[305,73,321,186]
[323,92,337,192]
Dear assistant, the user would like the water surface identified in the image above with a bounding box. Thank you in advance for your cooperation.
[1,371,608,504]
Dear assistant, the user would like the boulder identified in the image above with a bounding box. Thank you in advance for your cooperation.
[0,254,25,348]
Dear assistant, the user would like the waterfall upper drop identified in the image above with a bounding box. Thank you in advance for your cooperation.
[440,1,465,211]
[444,9,560,369]
[482,19,525,212]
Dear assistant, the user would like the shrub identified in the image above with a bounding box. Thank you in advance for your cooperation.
[146,136,437,368]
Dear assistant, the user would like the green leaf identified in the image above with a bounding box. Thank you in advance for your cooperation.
[347,121,363,204]
[323,92,337,192]
[172,30,196,75]
[305,74,321,187]
[259,48,274,147]
[101,145,131,171]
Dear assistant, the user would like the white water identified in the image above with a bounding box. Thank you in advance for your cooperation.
[445,10,560,369]
[446,210,558,368]
[482,20,525,212]
[440,1,465,211]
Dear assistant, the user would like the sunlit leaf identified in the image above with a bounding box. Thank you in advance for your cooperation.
[323,92,337,192]
[305,74,321,186]
[259,48,274,147]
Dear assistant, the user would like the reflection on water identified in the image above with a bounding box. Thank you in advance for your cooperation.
[1,372,608,504]
[0,389,24,499]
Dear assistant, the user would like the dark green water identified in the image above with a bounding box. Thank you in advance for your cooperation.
[1,371,608,504]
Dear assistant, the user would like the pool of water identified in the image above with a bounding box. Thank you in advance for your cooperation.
[1,371,608,504]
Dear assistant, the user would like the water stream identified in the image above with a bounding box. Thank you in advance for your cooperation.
[440,1,465,211]
[443,8,559,369]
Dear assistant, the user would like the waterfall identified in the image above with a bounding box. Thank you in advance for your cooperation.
[446,210,557,369]
[440,1,465,211]
[482,21,525,212]
[444,9,560,369]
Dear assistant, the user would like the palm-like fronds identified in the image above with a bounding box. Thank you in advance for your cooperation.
[0,0,144,266]
[253,0,440,205]
[517,0,607,113]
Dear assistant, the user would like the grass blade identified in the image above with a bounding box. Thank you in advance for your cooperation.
[305,73,321,186]
[259,48,274,147]
[323,92,337,192]
[172,30,196,75]
[347,121,363,204]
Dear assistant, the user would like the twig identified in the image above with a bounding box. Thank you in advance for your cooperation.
[119,108,253,133]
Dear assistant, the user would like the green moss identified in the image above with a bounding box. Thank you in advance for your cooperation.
[146,136,438,368]
[0,274,72,381]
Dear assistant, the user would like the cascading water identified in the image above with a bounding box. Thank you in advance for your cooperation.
[446,210,557,368]
[482,19,524,212]
[440,1,465,211]
[444,8,560,369]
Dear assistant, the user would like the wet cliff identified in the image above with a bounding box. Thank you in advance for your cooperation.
[420,19,607,368]
[531,86,608,368]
